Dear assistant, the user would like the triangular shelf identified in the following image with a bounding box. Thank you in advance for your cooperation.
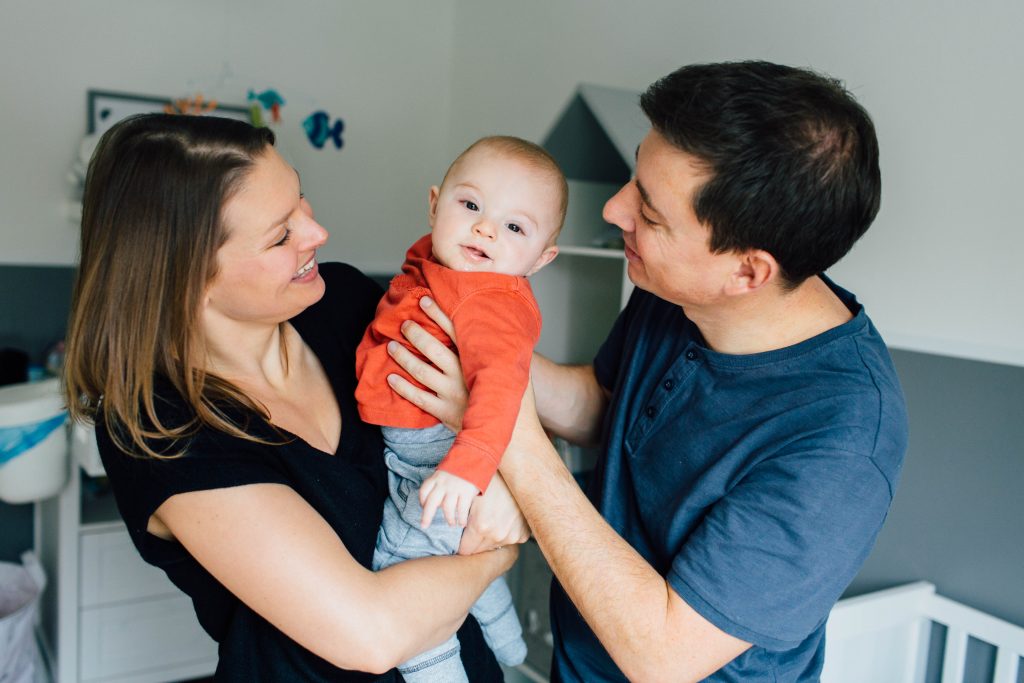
[542,84,646,183]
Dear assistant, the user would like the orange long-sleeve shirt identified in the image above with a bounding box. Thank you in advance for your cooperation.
[354,234,542,493]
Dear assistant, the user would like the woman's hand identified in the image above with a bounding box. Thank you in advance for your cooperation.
[458,472,531,555]
[387,296,467,432]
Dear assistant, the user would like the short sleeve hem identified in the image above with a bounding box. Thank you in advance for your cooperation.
[668,569,810,651]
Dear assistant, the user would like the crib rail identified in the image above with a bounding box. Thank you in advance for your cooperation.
[923,593,1024,683]
[822,581,1024,683]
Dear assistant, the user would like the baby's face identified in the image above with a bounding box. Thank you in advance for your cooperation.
[429,147,560,276]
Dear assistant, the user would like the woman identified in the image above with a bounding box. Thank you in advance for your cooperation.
[64,113,526,681]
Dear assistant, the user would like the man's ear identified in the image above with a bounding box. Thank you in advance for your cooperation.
[427,186,441,227]
[724,249,777,295]
[526,246,559,277]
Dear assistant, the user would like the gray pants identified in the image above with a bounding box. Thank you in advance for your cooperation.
[373,424,526,682]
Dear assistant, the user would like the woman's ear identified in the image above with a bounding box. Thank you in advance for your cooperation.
[427,186,441,227]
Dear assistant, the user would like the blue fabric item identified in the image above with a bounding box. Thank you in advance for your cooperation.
[549,277,908,683]
[0,412,67,467]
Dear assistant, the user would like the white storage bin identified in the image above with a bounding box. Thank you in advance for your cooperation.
[0,377,69,504]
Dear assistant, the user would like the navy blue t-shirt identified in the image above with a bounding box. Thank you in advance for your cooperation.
[550,277,908,682]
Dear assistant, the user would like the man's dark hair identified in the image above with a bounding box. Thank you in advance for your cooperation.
[640,61,881,288]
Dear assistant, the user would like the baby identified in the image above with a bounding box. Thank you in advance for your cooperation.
[355,135,566,681]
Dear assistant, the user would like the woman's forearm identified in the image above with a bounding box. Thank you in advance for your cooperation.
[157,483,516,675]
[367,547,517,669]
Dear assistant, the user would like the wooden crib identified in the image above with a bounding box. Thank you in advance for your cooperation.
[822,582,1024,683]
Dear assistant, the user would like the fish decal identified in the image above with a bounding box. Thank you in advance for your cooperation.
[303,111,345,150]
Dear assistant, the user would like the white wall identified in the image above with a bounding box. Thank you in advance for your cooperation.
[449,0,1024,367]
[3,1,1020,365]
[0,0,456,273]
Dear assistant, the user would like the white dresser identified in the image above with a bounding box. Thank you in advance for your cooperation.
[37,427,217,683]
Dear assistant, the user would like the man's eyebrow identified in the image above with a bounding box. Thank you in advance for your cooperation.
[633,146,664,218]
[635,178,663,218]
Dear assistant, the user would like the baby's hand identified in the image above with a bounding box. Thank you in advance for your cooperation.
[419,471,480,529]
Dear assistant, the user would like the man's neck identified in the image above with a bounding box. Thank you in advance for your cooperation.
[688,276,854,356]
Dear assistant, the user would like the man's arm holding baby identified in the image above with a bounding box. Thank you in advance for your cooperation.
[500,391,751,682]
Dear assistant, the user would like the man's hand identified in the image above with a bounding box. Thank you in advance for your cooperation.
[387,296,468,433]
[458,473,531,555]
[419,470,480,528]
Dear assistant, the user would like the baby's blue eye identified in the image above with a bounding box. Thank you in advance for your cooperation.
[507,223,522,233]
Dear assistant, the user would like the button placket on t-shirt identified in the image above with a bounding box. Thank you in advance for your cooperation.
[625,343,703,454]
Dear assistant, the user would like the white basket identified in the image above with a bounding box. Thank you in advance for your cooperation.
[0,378,69,504]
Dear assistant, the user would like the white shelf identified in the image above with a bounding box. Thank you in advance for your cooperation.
[558,245,625,259]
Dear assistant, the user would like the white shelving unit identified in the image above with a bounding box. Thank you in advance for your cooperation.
[508,84,645,681]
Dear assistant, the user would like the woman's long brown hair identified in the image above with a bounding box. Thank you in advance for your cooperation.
[64,113,277,458]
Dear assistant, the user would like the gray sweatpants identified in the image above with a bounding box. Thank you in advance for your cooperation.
[372,424,526,682]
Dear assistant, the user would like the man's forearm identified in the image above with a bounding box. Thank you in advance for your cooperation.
[501,410,749,682]
[531,353,608,446]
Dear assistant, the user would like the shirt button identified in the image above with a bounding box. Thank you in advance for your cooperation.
[685,349,698,361]
[645,406,656,418]
[663,379,674,391]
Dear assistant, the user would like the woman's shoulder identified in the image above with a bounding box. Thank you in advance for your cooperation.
[94,388,288,546]
[317,262,385,304]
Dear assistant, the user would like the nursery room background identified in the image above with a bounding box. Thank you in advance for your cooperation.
[1,0,1021,681]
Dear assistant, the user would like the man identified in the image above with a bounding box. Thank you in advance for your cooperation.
[497,61,909,681]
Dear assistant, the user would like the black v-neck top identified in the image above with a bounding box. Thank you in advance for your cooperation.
[96,263,502,682]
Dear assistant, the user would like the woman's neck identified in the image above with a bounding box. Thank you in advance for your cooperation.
[202,315,295,388]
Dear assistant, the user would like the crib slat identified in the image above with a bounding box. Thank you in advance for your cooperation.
[909,617,933,683]
[993,649,1019,683]
[940,627,967,683]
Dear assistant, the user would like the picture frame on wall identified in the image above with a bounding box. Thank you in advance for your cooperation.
[87,89,250,135]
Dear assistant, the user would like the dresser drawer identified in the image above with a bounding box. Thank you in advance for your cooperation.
[79,593,217,681]
[80,526,178,607]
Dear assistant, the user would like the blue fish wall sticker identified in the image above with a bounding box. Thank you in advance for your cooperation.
[303,111,345,150]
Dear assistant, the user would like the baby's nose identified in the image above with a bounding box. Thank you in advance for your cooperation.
[473,220,497,239]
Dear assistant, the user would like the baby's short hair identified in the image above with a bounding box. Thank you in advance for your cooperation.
[444,135,568,238]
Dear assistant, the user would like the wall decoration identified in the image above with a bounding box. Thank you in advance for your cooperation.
[302,110,345,150]
[87,89,250,135]
[164,94,220,116]
[248,88,286,125]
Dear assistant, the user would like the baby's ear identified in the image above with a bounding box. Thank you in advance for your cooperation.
[526,245,559,277]
[427,186,441,226]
